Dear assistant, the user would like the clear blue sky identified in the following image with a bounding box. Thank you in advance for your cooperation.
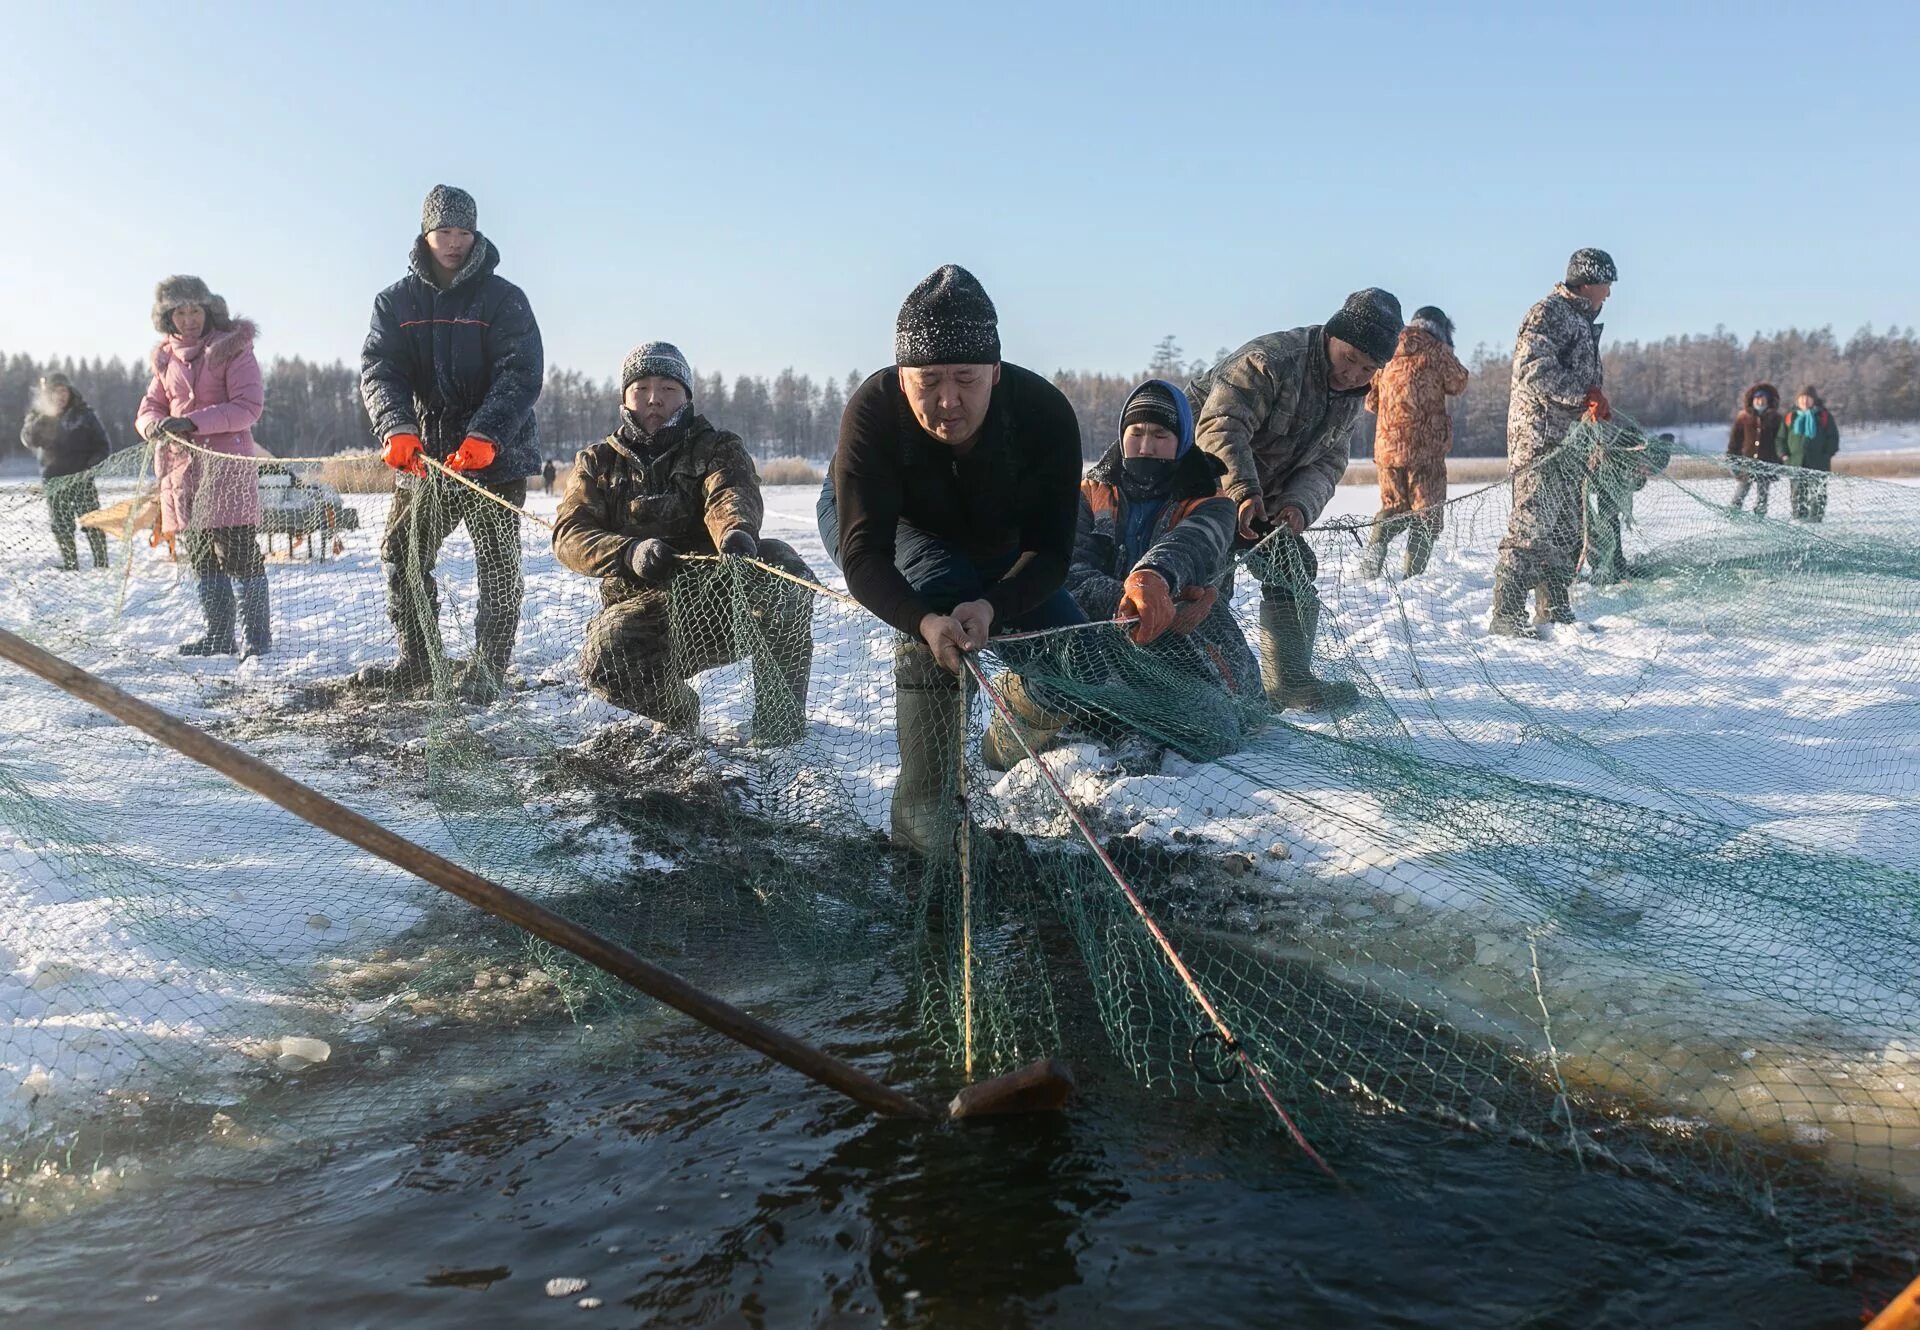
[1,0,1914,385]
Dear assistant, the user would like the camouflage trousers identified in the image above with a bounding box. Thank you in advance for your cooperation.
[1495,456,1586,587]
[580,538,816,728]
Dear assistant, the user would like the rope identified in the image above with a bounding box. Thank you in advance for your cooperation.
[961,652,1337,1179]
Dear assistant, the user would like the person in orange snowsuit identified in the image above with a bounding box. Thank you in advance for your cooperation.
[1359,306,1468,577]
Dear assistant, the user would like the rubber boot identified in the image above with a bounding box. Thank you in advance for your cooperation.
[180,575,237,656]
[981,671,1070,771]
[654,681,701,735]
[1487,569,1539,639]
[891,643,965,858]
[53,521,79,572]
[1258,597,1360,712]
[1531,577,1575,628]
[86,528,109,569]
[456,613,518,704]
[1403,518,1437,577]
[1357,526,1390,579]
[355,609,435,689]
[236,576,272,660]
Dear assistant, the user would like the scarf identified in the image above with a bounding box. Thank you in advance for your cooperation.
[1790,408,1820,439]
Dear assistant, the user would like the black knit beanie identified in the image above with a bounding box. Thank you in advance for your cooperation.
[1324,287,1404,365]
[1566,247,1618,287]
[1120,381,1183,438]
[895,264,1001,367]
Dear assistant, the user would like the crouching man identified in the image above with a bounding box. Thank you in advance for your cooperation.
[1063,379,1259,758]
[819,264,1085,854]
[1185,288,1404,709]
[554,342,816,741]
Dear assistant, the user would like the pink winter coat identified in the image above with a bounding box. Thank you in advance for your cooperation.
[135,319,266,533]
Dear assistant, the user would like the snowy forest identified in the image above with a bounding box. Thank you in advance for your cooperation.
[4,324,1916,464]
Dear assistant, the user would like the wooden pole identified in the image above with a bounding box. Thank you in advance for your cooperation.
[957,728,974,1080]
[0,627,933,1122]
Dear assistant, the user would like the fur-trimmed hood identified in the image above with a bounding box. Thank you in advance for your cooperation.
[1742,382,1780,412]
[152,318,259,375]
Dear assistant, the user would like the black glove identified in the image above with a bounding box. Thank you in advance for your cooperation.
[628,537,682,585]
[718,528,758,558]
[159,416,197,437]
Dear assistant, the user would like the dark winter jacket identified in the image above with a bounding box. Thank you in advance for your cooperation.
[831,364,1083,636]
[360,234,543,485]
[21,394,111,480]
[1365,326,1469,470]
[1508,284,1604,466]
[1184,325,1364,526]
[1784,402,1841,470]
[553,408,764,607]
[1727,383,1784,463]
[1068,443,1236,618]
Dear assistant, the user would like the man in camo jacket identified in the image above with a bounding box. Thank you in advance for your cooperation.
[1491,248,1616,637]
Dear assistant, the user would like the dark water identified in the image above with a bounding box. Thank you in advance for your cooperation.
[0,999,1874,1330]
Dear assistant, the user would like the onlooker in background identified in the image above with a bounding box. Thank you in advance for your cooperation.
[136,276,273,658]
[20,372,111,571]
[542,457,558,495]
[1359,306,1468,578]
[1727,382,1784,517]
[1785,386,1841,522]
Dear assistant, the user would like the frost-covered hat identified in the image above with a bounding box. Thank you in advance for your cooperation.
[1409,305,1455,347]
[1119,380,1190,454]
[422,184,478,234]
[621,341,693,396]
[151,274,231,335]
[1325,287,1403,365]
[895,264,1000,368]
[1566,247,1618,287]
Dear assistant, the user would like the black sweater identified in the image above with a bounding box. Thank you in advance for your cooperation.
[832,365,1083,636]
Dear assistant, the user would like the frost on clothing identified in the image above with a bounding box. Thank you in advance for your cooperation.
[553,410,768,601]
[359,234,543,485]
[1497,285,1605,586]
[554,408,814,727]
[1069,440,1259,703]
[1184,326,1366,526]
[830,365,1082,636]
[135,319,266,534]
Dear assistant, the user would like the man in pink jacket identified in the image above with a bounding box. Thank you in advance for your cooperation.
[135,275,273,658]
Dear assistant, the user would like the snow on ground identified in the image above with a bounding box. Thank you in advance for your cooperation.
[3,475,1920,1187]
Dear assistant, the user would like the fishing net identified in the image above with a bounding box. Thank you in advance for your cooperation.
[2,422,1919,1269]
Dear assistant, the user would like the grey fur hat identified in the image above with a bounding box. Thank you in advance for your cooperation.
[1566,247,1618,287]
[1409,305,1456,347]
[151,275,231,335]
[621,341,694,395]
[422,184,478,234]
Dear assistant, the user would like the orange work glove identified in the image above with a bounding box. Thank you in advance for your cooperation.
[445,435,496,472]
[1584,387,1611,422]
[381,432,425,475]
[1170,583,1218,634]
[1116,569,1175,645]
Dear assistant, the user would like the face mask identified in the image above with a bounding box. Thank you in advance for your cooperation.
[1753,399,1768,412]
[1121,455,1176,491]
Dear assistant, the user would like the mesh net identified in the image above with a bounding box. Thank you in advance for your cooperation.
[3,424,1919,1267]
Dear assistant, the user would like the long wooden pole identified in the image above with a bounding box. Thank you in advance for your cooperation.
[0,627,933,1121]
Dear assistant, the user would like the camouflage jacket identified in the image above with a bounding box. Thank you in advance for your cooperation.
[1365,327,1468,470]
[1508,285,1603,467]
[1184,325,1364,526]
[552,409,763,604]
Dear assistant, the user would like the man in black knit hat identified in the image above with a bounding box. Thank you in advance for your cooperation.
[818,263,1084,854]
[1184,288,1403,710]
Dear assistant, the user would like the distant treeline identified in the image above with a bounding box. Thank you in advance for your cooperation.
[5,324,1916,465]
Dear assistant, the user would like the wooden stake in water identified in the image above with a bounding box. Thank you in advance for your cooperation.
[957,716,974,1080]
